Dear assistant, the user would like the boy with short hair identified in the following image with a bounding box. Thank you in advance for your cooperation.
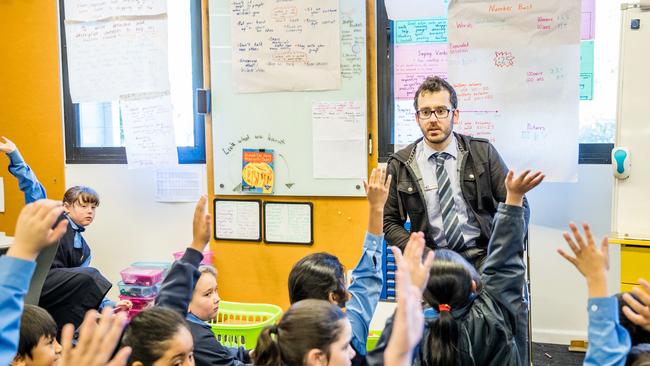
[11,305,62,366]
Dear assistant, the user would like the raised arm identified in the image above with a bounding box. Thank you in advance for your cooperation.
[1,136,47,203]
[156,196,211,316]
[488,143,530,226]
[383,159,410,250]
[558,223,630,366]
[481,170,543,315]
[346,167,390,354]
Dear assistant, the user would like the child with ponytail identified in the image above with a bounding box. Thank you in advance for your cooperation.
[367,170,544,366]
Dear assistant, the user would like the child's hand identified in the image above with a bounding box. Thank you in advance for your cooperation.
[385,246,425,366]
[114,300,132,313]
[504,170,544,206]
[622,279,650,332]
[0,136,16,154]
[60,308,131,366]
[557,222,609,297]
[8,199,68,261]
[364,167,392,211]
[191,195,212,252]
[391,232,434,293]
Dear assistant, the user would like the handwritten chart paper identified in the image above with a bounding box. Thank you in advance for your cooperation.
[155,167,203,202]
[120,93,178,169]
[581,0,595,40]
[65,0,167,21]
[230,0,341,92]
[340,14,365,80]
[312,101,366,179]
[448,0,580,182]
[65,18,169,103]
[264,202,313,244]
[214,200,261,241]
[580,40,594,100]
[384,0,447,20]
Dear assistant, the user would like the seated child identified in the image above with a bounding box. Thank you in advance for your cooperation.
[367,170,544,366]
[145,195,251,365]
[1,136,129,330]
[11,305,61,366]
[287,167,390,364]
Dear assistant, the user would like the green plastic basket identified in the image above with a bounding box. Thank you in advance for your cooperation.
[367,330,382,351]
[208,301,283,349]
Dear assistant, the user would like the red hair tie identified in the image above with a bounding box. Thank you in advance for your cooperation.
[438,304,452,312]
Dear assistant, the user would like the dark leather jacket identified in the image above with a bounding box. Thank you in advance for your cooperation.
[383,133,529,260]
[368,204,527,366]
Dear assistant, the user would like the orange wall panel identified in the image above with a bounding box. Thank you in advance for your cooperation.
[0,1,65,234]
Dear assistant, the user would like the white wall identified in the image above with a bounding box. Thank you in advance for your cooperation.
[528,164,618,344]
[65,164,207,299]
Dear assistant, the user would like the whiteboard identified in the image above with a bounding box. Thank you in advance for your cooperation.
[264,202,313,244]
[213,199,262,241]
[208,0,368,196]
[612,4,650,238]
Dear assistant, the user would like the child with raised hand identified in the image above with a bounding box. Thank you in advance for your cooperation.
[1,136,130,326]
[367,169,543,366]
[1,199,68,365]
[152,195,251,366]
[287,167,391,363]
[558,223,632,366]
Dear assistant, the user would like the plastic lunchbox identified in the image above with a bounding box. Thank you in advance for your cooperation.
[130,261,171,276]
[119,294,155,310]
[172,250,214,265]
[118,281,161,298]
[120,267,164,286]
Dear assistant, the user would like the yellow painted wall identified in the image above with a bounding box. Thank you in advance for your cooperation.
[0,1,66,234]
[204,0,379,309]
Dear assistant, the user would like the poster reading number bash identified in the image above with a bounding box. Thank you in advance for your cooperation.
[242,149,275,194]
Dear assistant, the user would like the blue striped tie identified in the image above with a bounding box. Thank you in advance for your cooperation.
[432,152,464,250]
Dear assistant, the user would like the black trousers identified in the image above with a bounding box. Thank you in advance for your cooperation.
[39,267,112,332]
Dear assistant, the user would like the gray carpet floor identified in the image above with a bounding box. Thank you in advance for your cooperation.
[532,343,585,365]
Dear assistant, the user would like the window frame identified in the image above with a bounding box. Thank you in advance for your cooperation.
[59,0,206,164]
[375,1,612,165]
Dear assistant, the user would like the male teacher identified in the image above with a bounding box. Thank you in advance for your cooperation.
[384,75,532,364]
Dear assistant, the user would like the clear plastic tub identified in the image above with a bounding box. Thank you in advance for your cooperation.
[173,250,214,265]
[130,261,171,277]
[119,294,155,310]
[120,267,164,286]
[118,281,161,298]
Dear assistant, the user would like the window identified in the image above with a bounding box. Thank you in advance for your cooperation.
[59,0,206,164]
[377,0,618,164]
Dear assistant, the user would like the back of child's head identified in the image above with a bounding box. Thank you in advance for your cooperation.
[16,305,58,360]
[254,299,347,366]
[617,293,650,346]
[288,252,347,306]
[627,344,650,366]
[421,249,476,366]
[121,307,189,366]
[63,185,100,207]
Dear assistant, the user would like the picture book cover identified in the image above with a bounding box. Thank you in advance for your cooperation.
[242,148,274,194]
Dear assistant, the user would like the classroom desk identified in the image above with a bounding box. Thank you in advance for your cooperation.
[609,234,650,292]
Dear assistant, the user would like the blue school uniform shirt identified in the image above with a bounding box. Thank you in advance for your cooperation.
[346,232,384,356]
[6,149,47,204]
[0,256,36,365]
[584,296,631,366]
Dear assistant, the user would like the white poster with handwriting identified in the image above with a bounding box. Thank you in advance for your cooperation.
[230,0,341,92]
[448,0,580,182]
[65,0,167,21]
[312,101,366,179]
[120,93,178,169]
[65,18,169,103]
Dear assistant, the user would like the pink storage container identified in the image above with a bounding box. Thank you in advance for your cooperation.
[173,250,214,265]
[120,267,164,286]
[119,294,155,310]
[127,308,141,321]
